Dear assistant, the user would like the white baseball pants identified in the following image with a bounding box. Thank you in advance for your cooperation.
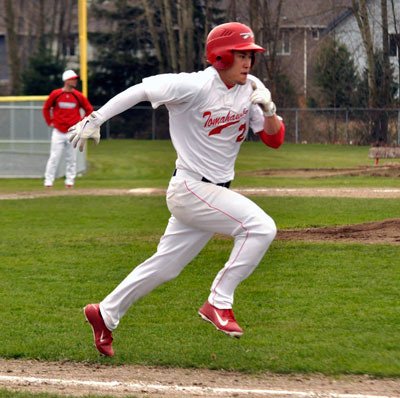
[100,169,277,331]
[44,128,77,186]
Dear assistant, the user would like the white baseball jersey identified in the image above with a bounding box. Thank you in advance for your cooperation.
[142,67,265,183]
[98,68,279,331]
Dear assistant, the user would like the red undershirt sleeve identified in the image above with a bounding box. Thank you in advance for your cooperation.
[257,122,285,149]
[42,91,56,126]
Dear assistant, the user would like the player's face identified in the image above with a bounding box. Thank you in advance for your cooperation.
[65,78,78,89]
[219,51,253,86]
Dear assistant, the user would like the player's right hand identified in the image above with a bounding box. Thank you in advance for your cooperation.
[67,111,102,152]
[250,82,276,117]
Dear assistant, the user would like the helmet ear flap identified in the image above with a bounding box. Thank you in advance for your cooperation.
[212,50,257,70]
[213,50,234,70]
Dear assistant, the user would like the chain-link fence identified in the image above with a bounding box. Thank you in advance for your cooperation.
[0,101,86,178]
[2,101,400,178]
[279,108,400,145]
[101,106,400,145]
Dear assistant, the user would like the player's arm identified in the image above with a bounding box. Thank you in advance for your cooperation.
[42,92,55,126]
[79,93,94,116]
[250,81,285,149]
[258,119,285,149]
[68,83,148,151]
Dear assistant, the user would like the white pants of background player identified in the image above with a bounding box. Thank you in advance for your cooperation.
[44,128,77,187]
[99,169,277,331]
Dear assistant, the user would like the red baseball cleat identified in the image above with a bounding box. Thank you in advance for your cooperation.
[84,303,114,357]
[198,301,243,338]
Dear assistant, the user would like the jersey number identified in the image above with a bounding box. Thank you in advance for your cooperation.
[208,122,247,142]
[236,123,246,142]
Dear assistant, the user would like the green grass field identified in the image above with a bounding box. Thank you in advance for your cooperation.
[1,140,399,192]
[1,141,399,389]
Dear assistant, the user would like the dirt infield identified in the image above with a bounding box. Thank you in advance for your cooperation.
[1,358,399,398]
[1,186,400,200]
[242,163,400,178]
[1,186,399,246]
[277,218,400,245]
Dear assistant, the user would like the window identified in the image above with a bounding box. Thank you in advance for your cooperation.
[278,30,290,55]
[0,36,8,80]
[62,35,76,57]
[389,34,400,57]
[311,28,319,40]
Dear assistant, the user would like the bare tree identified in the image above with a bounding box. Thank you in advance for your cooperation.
[381,0,391,104]
[352,0,393,142]
[185,0,194,71]
[249,0,258,31]
[227,0,237,21]
[249,0,284,97]
[381,0,390,102]
[162,0,179,72]
[203,0,213,54]
[390,0,400,94]
[55,0,74,60]
[142,0,198,72]
[4,0,22,93]
[1,0,77,94]
[177,0,194,71]
[351,0,378,108]
[141,0,166,72]
[378,0,390,143]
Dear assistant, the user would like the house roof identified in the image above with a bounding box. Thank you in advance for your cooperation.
[278,0,353,29]
[324,6,355,33]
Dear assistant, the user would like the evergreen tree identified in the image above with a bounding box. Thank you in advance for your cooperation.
[356,51,396,143]
[87,0,227,137]
[314,38,359,108]
[274,72,297,108]
[21,43,66,95]
[88,1,159,105]
[356,51,396,107]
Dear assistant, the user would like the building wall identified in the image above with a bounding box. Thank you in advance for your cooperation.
[332,0,400,84]
[278,27,324,106]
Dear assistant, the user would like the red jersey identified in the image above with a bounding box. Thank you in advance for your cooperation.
[42,88,93,133]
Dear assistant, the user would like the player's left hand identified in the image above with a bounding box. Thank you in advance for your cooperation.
[67,111,102,152]
[250,82,276,117]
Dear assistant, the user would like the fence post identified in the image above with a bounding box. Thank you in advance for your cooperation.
[29,102,35,154]
[152,109,156,140]
[295,109,299,143]
[345,109,349,144]
[105,120,110,139]
[398,110,400,145]
[10,105,15,151]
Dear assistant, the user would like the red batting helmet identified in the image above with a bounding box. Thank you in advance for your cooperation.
[206,22,265,70]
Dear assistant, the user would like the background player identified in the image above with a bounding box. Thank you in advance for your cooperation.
[42,70,93,188]
[68,22,285,357]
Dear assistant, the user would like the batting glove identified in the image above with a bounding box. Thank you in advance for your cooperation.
[250,82,276,117]
[67,111,102,152]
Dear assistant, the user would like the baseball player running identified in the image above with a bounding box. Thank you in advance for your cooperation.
[68,22,285,357]
[43,70,93,188]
